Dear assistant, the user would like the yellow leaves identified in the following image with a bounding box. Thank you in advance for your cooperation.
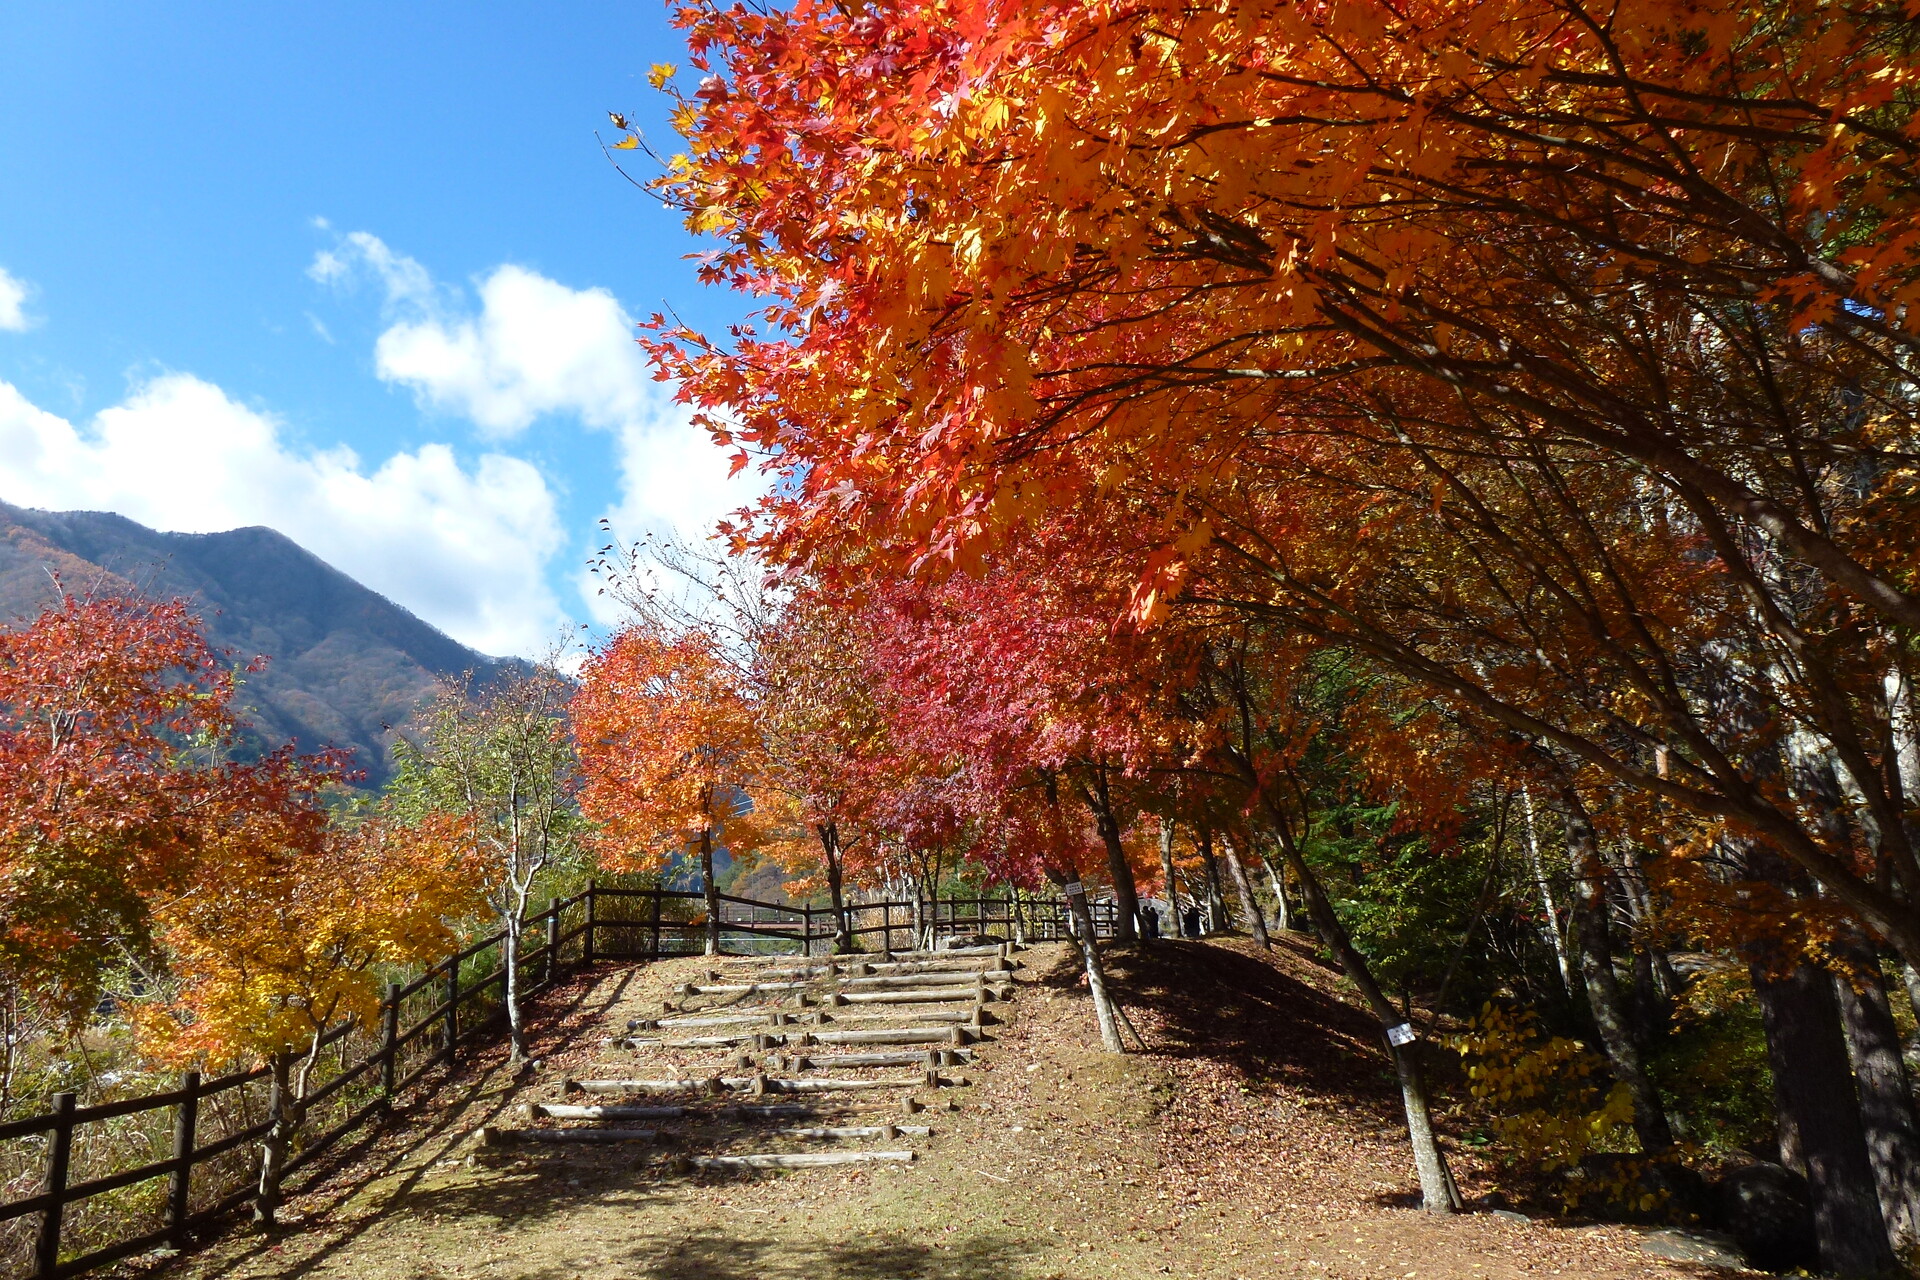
[691,205,734,235]
[1031,83,1073,135]
[1451,1003,1640,1203]
[955,224,986,270]
[649,62,678,89]
[611,136,641,151]
[1174,519,1214,554]
[138,815,481,1070]
[976,95,1013,136]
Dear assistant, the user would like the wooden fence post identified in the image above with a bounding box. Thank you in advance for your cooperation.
[802,904,813,958]
[442,965,460,1065]
[583,883,597,965]
[166,1070,200,1249]
[544,905,560,987]
[648,886,663,960]
[381,983,401,1096]
[34,1091,75,1279]
[882,901,892,953]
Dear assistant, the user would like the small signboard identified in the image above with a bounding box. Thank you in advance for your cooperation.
[1062,880,1086,897]
[1386,1023,1417,1047]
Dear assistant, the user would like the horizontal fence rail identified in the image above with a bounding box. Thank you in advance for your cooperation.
[0,879,1100,1278]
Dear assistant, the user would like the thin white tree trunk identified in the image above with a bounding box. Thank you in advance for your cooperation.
[1264,856,1291,932]
[1268,800,1462,1212]
[1061,881,1125,1053]
[1520,787,1573,996]
[1222,832,1271,949]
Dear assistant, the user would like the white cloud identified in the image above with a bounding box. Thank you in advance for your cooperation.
[0,267,37,332]
[308,231,436,308]
[0,373,568,657]
[374,264,651,437]
[311,231,762,622]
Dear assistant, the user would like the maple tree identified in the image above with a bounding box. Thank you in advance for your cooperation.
[573,625,763,955]
[0,591,313,1023]
[750,587,894,952]
[637,0,1920,957]
[136,810,480,1224]
[0,588,487,1226]
[626,0,1920,1254]
[648,0,1920,618]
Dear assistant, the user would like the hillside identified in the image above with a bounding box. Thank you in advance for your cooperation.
[0,500,529,786]
[162,938,1721,1280]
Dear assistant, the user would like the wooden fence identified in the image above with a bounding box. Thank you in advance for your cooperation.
[587,886,1113,957]
[0,881,1104,1279]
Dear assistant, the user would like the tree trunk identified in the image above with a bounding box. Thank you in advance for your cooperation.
[1264,856,1292,933]
[254,1053,294,1227]
[702,824,720,957]
[1269,807,1462,1212]
[1083,771,1139,945]
[1222,832,1271,949]
[1833,945,1920,1258]
[504,912,527,1067]
[1054,872,1125,1053]
[1753,959,1898,1277]
[1562,789,1674,1152]
[820,824,854,954]
[1158,817,1180,937]
[1519,788,1573,996]
[1198,829,1228,934]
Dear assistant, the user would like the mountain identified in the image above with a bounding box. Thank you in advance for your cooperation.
[0,500,529,786]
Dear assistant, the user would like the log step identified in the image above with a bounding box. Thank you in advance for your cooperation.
[566,1074,940,1096]
[684,1150,916,1171]
[865,958,1021,975]
[778,1125,932,1140]
[605,1034,753,1050]
[682,981,810,996]
[756,1076,928,1093]
[631,1014,794,1031]
[565,1077,751,1094]
[733,1025,978,1052]
[803,1027,974,1046]
[531,1103,686,1121]
[824,1008,996,1026]
[481,1126,657,1145]
[838,971,1013,988]
[835,988,1006,1005]
[778,1049,971,1070]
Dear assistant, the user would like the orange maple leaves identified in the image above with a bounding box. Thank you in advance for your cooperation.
[572,626,762,874]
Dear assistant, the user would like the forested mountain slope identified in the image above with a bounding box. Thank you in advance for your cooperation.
[0,500,527,785]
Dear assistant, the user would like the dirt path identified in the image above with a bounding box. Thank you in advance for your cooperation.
[159,938,1737,1280]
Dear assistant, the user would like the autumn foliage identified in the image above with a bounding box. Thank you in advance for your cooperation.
[0,592,333,1023]
[0,590,487,1095]
[600,0,1920,1262]
[136,812,481,1068]
[573,627,761,873]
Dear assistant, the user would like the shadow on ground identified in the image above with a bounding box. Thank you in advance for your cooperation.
[507,1227,1038,1280]
[1037,934,1405,1120]
[164,963,643,1280]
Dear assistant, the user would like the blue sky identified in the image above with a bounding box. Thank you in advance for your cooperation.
[0,2,758,657]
